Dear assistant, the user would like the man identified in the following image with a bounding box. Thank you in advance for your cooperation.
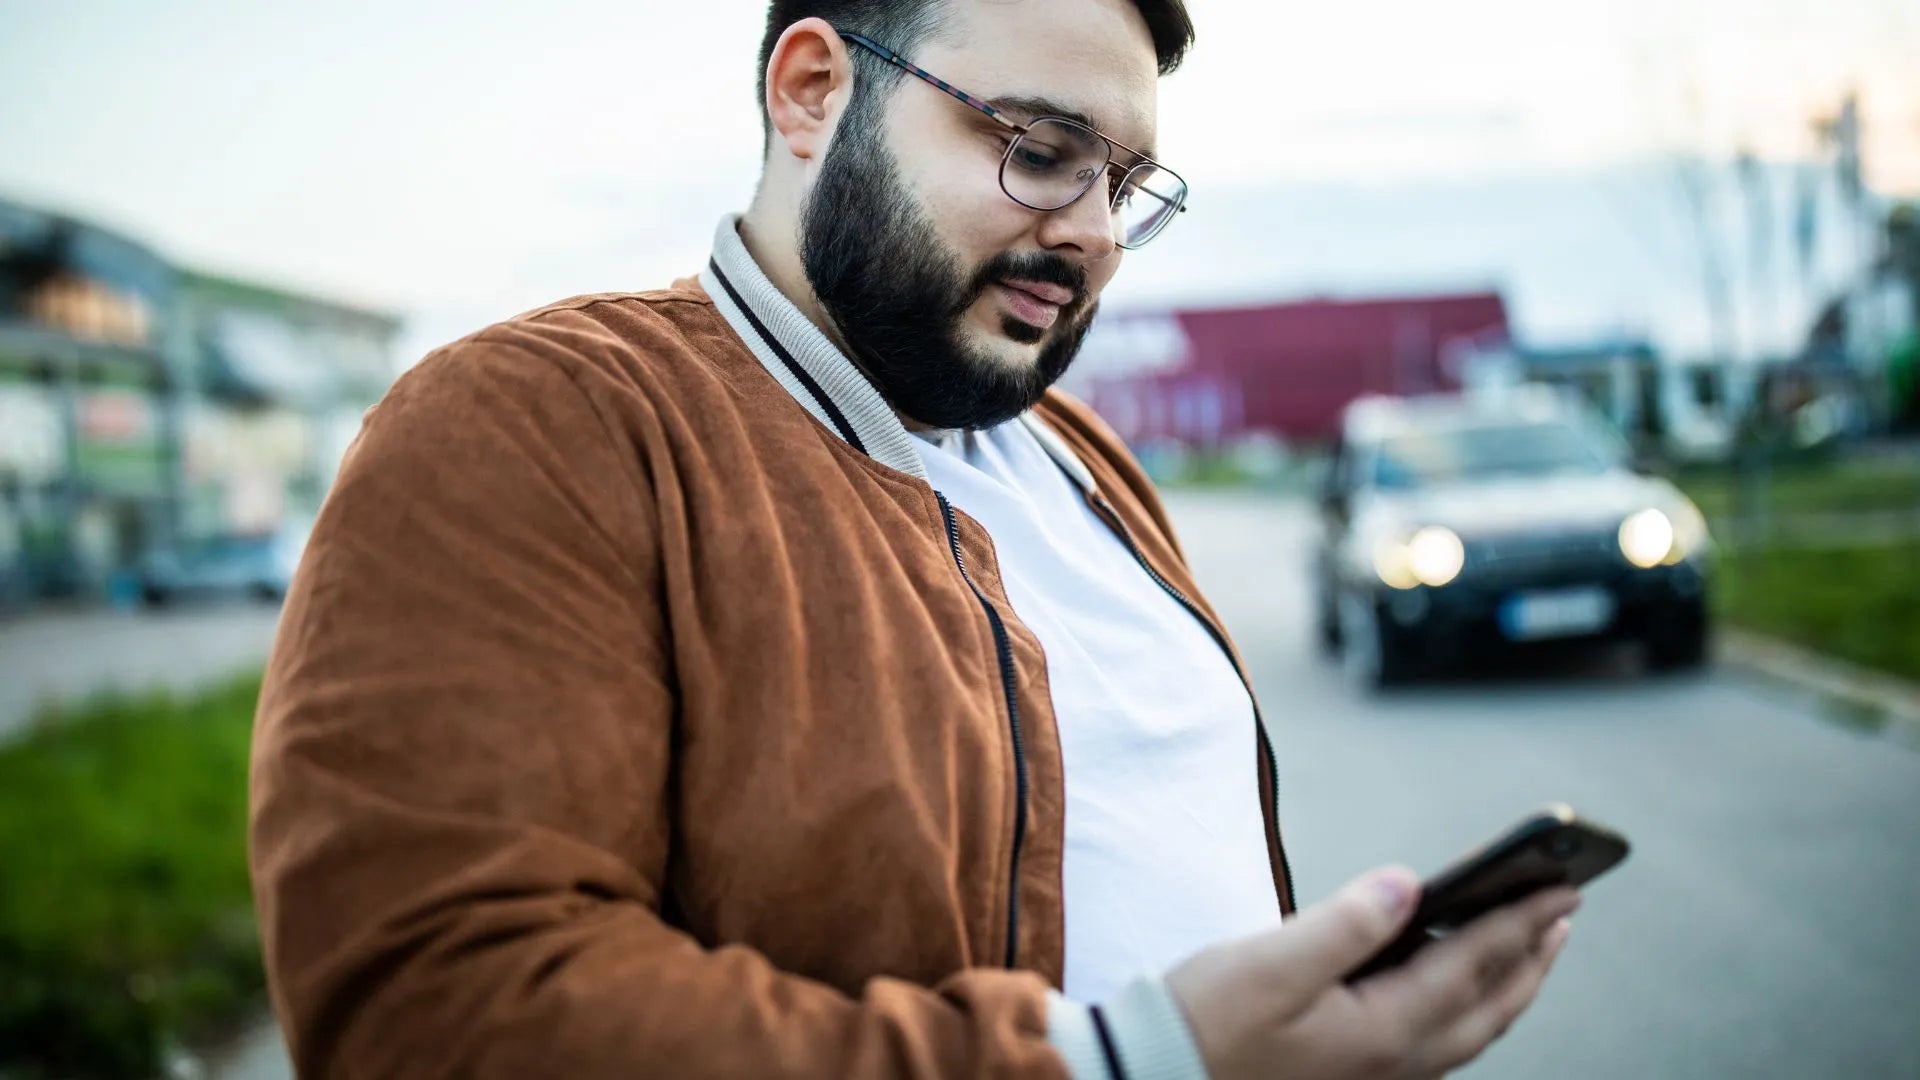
[249,2,1580,1076]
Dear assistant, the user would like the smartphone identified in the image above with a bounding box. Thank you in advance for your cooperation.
[1346,803,1629,982]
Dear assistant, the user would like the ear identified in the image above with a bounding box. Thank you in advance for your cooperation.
[764,17,854,163]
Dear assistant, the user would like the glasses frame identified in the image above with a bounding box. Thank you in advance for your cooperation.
[838,30,1187,249]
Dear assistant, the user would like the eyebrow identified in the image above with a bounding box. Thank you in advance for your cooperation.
[985,94,1095,129]
[984,94,1160,161]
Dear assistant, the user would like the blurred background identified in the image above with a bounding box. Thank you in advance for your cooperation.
[1,1,1915,1076]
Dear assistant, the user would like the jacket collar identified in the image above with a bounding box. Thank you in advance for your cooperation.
[702,216,1095,494]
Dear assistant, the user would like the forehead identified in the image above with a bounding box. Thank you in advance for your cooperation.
[913,0,1160,148]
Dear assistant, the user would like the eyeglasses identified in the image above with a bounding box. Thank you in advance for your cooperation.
[839,31,1188,250]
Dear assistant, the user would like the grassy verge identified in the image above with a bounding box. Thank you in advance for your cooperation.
[1679,453,1920,522]
[1150,449,1325,493]
[0,675,262,1079]
[1714,541,1920,683]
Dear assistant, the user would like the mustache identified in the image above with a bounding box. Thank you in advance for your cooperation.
[955,250,1089,318]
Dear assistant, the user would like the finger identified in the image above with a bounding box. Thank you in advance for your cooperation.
[1257,866,1422,998]
[1444,887,1580,975]
[1380,886,1580,1034]
[1426,918,1573,1071]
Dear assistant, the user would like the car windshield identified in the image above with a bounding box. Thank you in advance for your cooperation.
[1372,421,1615,489]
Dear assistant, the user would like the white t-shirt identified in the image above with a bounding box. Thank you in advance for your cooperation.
[913,420,1282,1003]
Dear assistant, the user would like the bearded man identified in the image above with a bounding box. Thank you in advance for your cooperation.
[249,3,1578,1076]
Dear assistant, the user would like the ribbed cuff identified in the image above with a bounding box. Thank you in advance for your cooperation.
[1045,979,1210,1080]
[1046,991,1111,1079]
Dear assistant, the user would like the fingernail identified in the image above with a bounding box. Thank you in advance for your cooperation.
[1372,868,1417,917]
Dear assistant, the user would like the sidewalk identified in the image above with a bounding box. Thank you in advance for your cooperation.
[206,1013,291,1080]
[0,603,282,741]
[1718,627,1920,746]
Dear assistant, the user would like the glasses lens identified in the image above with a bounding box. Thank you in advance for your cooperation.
[1001,117,1109,211]
[1112,163,1186,249]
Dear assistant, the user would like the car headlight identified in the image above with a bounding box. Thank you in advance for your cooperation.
[1373,526,1465,589]
[1668,498,1709,562]
[1619,501,1710,568]
[1619,508,1674,568]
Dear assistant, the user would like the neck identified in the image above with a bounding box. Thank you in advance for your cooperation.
[738,195,842,353]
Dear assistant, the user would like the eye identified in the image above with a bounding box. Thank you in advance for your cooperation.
[1007,136,1074,175]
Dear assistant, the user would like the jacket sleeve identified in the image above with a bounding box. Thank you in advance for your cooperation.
[247,336,1069,1079]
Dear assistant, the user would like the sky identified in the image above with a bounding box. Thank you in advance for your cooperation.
[1,0,1916,363]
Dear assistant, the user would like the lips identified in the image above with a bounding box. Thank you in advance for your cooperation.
[999,279,1075,307]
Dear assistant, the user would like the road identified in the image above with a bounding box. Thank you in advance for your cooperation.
[1166,490,1920,1079]
[17,492,1919,1077]
[0,603,281,740]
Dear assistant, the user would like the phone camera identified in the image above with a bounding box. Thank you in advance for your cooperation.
[1545,832,1583,860]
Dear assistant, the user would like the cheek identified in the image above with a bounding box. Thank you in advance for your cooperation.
[1085,252,1123,298]
[899,144,1037,260]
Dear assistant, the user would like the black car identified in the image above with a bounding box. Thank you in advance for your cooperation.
[1313,392,1711,687]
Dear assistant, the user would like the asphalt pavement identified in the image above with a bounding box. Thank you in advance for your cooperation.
[0,602,281,741]
[1166,489,1920,1079]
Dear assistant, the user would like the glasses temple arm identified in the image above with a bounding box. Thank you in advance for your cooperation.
[838,31,1026,135]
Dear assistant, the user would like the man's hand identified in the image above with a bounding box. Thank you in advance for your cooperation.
[1165,867,1578,1079]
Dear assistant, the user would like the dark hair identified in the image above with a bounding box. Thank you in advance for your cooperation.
[755,0,1194,140]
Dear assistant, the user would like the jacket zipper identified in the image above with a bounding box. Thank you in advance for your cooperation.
[1089,493,1298,914]
[936,492,1029,968]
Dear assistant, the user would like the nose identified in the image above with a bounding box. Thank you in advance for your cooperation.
[1033,168,1120,262]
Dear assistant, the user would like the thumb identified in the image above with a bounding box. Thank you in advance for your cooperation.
[1261,866,1421,996]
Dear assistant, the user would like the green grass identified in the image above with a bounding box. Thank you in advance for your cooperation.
[1152,450,1323,493]
[1173,453,1261,488]
[1714,541,1920,683]
[0,675,263,1079]
[1679,454,1920,523]
[1684,455,1920,680]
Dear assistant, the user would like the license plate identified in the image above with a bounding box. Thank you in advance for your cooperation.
[1499,587,1615,641]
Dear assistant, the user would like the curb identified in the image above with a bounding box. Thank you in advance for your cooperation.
[1717,628,1920,746]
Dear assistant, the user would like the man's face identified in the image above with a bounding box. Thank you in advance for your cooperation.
[799,0,1161,431]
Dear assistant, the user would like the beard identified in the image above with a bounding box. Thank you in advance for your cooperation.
[799,112,1098,432]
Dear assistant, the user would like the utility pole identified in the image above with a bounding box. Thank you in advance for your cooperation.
[1821,91,1894,432]
[1676,157,1742,413]
[1676,152,1769,541]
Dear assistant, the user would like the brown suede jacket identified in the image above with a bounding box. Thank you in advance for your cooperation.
[249,258,1295,1077]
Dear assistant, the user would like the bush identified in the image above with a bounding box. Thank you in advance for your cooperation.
[0,675,263,1078]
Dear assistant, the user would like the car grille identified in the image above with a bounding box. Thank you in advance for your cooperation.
[1463,529,1621,584]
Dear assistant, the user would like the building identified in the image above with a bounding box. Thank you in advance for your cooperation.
[0,197,400,610]
[0,201,179,605]
[171,272,400,540]
[1064,292,1512,448]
